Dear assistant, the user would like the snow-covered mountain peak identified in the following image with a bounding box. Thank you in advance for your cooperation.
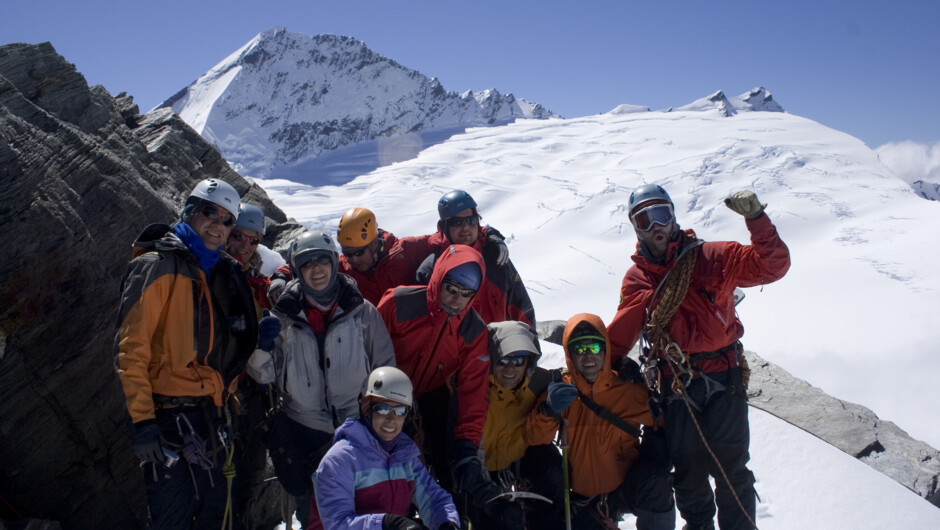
[672,87,785,116]
[161,27,557,179]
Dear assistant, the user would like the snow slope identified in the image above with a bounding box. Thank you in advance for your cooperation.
[255,101,940,451]
[257,99,940,528]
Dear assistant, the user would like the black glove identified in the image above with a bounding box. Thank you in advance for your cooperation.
[415,253,436,285]
[257,312,281,351]
[484,226,509,266]
[131,422,164,464]
[450,438,500,507]
[491,498,526,528]
[614,356,645,384]
[382,514,421,530]
[545,382,578,414]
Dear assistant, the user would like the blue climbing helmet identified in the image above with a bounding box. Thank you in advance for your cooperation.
[438,190,478,219]
[235,203,266,235]
[628,183,673,215]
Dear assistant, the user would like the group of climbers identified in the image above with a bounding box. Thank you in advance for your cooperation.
[113,177,788,530]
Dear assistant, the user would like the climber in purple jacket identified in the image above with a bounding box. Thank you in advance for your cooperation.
[310,366,460,530]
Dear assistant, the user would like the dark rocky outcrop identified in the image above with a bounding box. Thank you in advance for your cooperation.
[536,321,940,508]
[0,42,298,529]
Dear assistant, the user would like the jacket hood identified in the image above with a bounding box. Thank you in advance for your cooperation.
[274,273,364,323]
[488,321,541,379]
[562,313,615,393]
[426,244,486,317]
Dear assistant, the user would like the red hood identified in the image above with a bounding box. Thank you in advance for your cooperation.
[427,244,486,318]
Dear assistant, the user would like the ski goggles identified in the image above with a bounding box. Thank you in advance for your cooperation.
[231,230,260,246]
[442,281,477,299]
[372,403,410,417]
[497,356,527,367]
[630,203,675,232]
[568,335,606,356]
[196,204,236,227]
[447,214,480,228]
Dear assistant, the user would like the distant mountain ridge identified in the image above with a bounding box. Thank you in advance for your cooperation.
[162,27,557,179]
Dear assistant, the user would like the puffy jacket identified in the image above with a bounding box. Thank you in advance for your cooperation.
[115,224,259,423]
[338,229,434,306]
[482,321,553,471]
[525,314,653,498]
[377,245,490,445]
[311,418,460,530]
[246,274,396,432]
[424,227,536,326]
[607,214,790,370]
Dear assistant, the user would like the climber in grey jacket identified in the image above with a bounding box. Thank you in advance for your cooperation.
[246,230,396,526]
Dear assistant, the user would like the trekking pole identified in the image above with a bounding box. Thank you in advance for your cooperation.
[559,417,571,530]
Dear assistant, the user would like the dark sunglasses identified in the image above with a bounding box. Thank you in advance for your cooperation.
[572,342,604,356]
[447,214,480,228]
[442,281,476,299]
[300,255,332,269]
[231,231,260,245]
[343,247,369,258]
[497,356,527,367]
[630,204,675,232]
[197,204,235,227]
[372,403,410,417]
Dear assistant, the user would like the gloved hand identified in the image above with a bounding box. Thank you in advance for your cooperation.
[266,278,286,307]
[382,514,421,530]
[415,253,436,285]
[257,312,281,351]
[614,356,645,384]
[131,422,165,464]
[438,523,460,530]
[485,230,510,267]
[545,382,578,414]
[724,190,767,219]
[491,498,526,528]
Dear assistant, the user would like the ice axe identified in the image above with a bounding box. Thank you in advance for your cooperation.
[559,417,571,530]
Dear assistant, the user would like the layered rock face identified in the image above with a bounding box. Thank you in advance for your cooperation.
[0,42,295,529]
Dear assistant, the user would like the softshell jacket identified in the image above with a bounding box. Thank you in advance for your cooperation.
[607,213,791,370]
[482,321,553,471]
[377,245,490,445]
[311,418,460,530]
[424,227,536,327]
[525,314,653,498]
[246,275,396,432]
[115,224,259,424]
[338,229,434,306]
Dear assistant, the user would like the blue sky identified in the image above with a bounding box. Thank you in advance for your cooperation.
[3,0,938,147]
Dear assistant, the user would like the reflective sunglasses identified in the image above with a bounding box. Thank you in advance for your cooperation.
[300,255,332,268]
[442,281,476,299]
[197,204,235,227]
[447,214,480,228]
[571,341,604,356]
[231,230,260,245]
[372,403,410,417]
[343,246,369,258]
[497,356,527,367]
[630,203,675,232]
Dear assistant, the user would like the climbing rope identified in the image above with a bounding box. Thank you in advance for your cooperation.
[220,405,237,530]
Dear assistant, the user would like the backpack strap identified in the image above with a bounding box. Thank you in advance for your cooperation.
[576,391,642,439]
